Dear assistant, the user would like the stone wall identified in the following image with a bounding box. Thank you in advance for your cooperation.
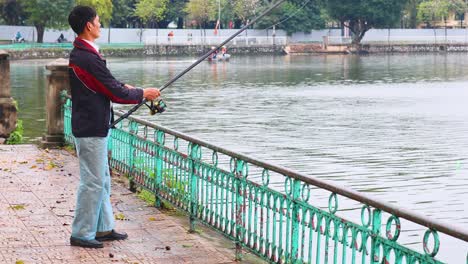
[286,43,468,54]
[6,45,286,60]
[367,44,468,53]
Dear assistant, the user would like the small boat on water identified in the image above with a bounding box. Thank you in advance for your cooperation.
[208,53,231,62]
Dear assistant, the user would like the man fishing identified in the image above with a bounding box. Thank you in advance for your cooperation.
[67,5,160,248]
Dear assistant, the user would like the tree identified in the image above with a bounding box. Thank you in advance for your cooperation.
[163,0,188,29]
[255,0,326,35]
[0,0,27,25]
[111,0,138,28]
[184,0,216,29]
[325,0,409,46]
[417,0,467,27]
[233,0,261,25]
[76,0,113,26]
[403,0,424,28]
[417,0,467,41]
[22,0,74,43]
[134,0,168,26]
[134,0,168,43]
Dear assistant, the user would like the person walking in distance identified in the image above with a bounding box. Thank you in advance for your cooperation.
[67,5,160,248]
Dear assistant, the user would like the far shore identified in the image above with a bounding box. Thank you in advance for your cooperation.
[3,42,468,60]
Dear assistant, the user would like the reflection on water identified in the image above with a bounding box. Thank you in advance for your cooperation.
[10,60,47,141]
[10,54,468,232]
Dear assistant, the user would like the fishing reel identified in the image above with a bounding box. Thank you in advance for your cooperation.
[145,99,167,115]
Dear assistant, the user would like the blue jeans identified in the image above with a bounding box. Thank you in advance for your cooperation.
[71,135,115,240]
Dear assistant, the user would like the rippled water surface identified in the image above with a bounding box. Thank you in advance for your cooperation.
[10,54,468,259]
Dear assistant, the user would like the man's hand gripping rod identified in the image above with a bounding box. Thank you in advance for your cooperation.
[110,0,287,127]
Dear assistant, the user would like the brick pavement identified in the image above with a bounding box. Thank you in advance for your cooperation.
[0,145,260,264]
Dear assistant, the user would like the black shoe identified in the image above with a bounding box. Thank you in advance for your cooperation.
[95,230,128,241]
[70,236,104,248]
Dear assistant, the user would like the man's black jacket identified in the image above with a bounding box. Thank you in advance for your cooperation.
[69,38,143,137]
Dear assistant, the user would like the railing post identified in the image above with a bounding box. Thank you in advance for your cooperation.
[189,143,200,233]
[0,50,17,143]
[371,209,382,264]
[42,58,70,148]
[290,178,301,263]
[128,121,137,193]
[154,130,164,208]
[234,159,245,261]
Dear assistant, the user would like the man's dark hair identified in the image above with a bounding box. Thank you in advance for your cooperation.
[68,5,96,35]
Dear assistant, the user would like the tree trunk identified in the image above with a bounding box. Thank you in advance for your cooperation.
[340,20,345,36]
[35,24,45,43]
[346,19,371,53]
[348,19,369,46]
[177,17,184,29]
[409,0,418,28]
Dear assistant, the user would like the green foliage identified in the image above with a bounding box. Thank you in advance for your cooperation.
[255,0,325,35]
[22,0,74,42]
[325,0,409,44]
[232,0,261,24]
[23,0,73,29]
[0,0,27,25]
[134,0,168,24]
[133,157,187,196]
[6,119,23,145]
[417,0,467,27]
[137,189,156,205]
[76,0,114,26]
[111,0,139,27]
[163,168,187,196]
[163,0,188,28]
[184,0,217,28]
[402,0,424,28]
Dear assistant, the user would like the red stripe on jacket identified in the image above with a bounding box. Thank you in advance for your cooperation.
[69,63,140,104]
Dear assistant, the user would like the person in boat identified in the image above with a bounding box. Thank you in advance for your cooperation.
[221,45,227,57]
[210,46,218,60]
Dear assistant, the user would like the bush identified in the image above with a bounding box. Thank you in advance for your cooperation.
[6,120,23,144]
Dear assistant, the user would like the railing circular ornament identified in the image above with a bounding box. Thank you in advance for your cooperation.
[230,157,236,173]
[385,215,401,241]
[361,205,371,227]
[241,161,248,178]
[173,137,179,151]
[301,184,310,202]
[285,177,292,196]
[423,229,440,257]
[261,169,270,187]
[195,144,202,159]
[328,193,338,214]
[268,194,275,209]
[187,142,193,156]
[212,151,218,167]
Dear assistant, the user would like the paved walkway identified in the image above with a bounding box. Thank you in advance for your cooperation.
[0,145,257,264]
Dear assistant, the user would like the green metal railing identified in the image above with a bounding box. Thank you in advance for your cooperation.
[63,98,468,263]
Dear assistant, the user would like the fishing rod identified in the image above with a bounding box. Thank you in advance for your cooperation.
[111,0,287,127]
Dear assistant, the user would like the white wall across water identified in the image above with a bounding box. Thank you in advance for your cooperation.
[3,25,468,44]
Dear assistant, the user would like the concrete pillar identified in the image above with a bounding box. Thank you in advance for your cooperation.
[41,58,70,148]
[0,50,17,142]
